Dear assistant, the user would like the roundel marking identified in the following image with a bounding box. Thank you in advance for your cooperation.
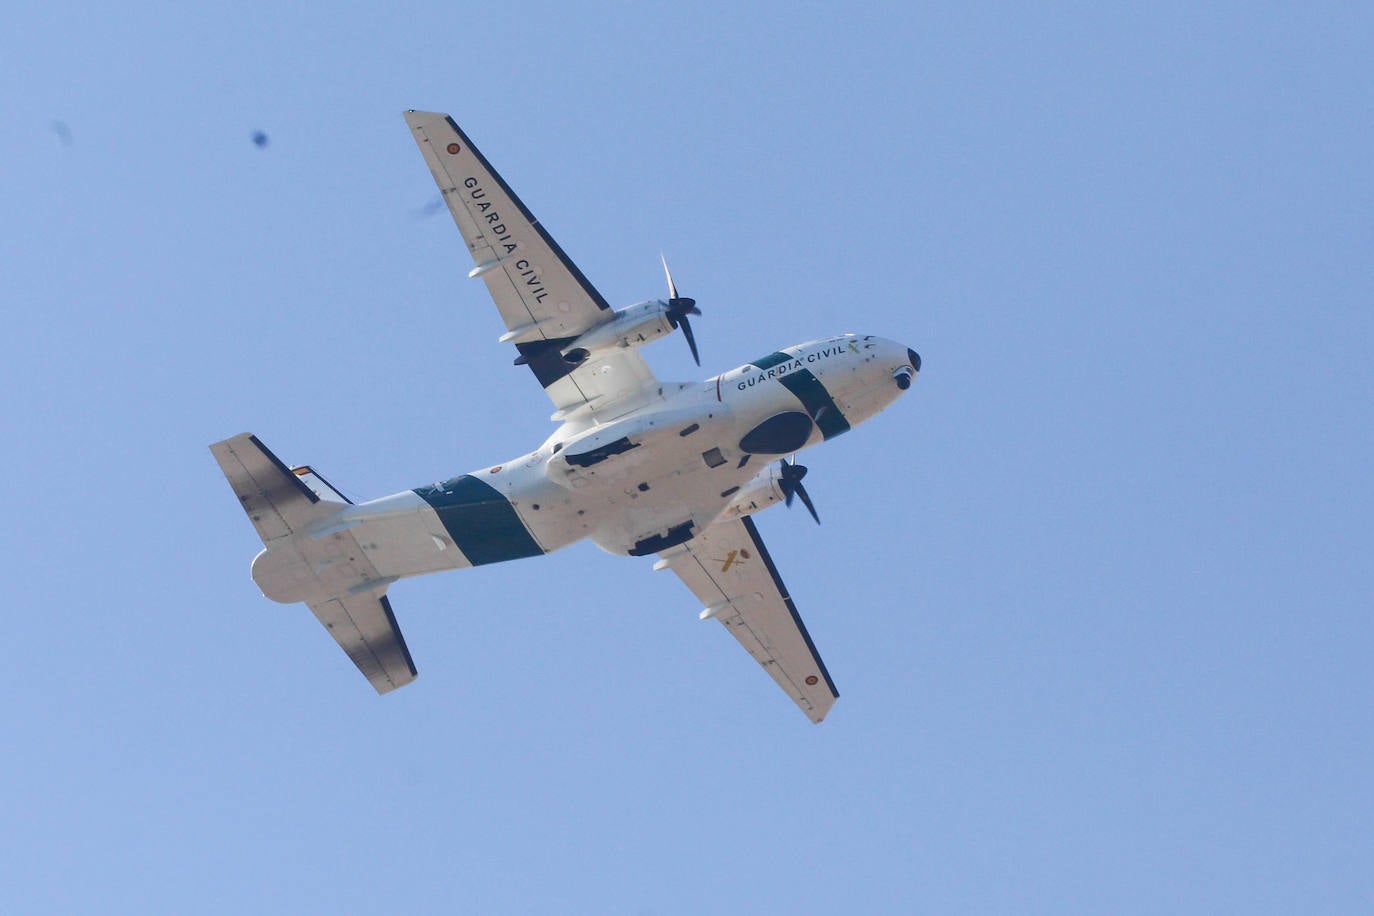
[805,675,819,686]
[446,142,461,154]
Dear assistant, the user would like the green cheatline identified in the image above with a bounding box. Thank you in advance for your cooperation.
[414,475,544,565]
[750,352,851,440]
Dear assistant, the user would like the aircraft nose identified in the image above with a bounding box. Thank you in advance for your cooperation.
[888,343,921,390]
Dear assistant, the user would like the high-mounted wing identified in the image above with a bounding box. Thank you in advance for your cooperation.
[405,110,658,421]
[658,517,839,722]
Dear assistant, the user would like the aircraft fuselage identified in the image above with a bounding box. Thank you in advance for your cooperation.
[249,334,918,604]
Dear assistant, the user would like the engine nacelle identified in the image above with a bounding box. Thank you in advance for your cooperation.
[720,464,786,520]
[566,300,674,358]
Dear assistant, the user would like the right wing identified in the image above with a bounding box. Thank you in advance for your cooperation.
[659,516,839,723]
[405,110,658,421]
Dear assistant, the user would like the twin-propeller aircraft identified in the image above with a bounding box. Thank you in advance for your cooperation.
[212,111,920,722]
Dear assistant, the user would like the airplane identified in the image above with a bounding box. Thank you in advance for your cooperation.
[210,110,920,723]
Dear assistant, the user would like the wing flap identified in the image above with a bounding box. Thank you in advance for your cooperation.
[663,517,838,722]
[306,592,418,695]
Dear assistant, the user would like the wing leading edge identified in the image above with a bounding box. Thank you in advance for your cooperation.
[659,517,839,722]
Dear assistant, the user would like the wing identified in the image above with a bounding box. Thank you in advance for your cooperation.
[405,110,658,421]
[657,516,839,722]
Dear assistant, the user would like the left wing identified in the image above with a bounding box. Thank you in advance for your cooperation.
[405,110,658,421]
[658,517,839,722]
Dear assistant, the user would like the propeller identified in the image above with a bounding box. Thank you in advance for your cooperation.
[778,458,820,524]
[661,254,702,366]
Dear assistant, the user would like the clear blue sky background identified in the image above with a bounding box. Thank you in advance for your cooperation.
[4,3,1371,913]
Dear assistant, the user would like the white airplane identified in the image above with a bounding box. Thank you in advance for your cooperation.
[211,111,920,722]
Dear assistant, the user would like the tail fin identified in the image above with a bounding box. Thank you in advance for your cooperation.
[291,465,353,505]
[209,433,346,543]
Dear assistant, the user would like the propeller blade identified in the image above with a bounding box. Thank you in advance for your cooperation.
[777,459,820,524]
[795,483,821,524]
[661,253,679,301]
[660,253,702,364]
[678,315,701,366]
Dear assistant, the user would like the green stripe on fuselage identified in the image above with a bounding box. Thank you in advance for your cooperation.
[750,351,851,440]
[413,475,544,565]
[780,371,850,439]
[750,350,794,372]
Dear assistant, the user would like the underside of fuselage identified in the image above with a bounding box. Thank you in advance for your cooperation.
[243,333,918,604]
[406,332,918,562]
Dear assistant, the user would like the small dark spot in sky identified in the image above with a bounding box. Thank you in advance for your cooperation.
[51,120,73,147]
[414,196,445,219]
[252,131,269,148]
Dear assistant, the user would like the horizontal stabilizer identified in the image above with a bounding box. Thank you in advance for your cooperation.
[307,592,418,694]
[210,433,342,543]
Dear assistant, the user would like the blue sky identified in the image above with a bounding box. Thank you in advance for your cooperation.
[3,2,1371,913]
